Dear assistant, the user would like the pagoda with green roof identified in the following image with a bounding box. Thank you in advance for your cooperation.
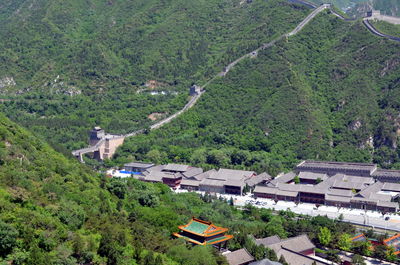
[173,217,233,247]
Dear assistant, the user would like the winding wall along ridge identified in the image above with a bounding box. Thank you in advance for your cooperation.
[72,1,399,161]
[71,3,332,161]
[126,3,330,133]
[363,19,400,42]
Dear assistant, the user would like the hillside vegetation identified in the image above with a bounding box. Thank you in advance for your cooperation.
[372,21,400,37]
[114,10,400,174]
[0,113,362,264]
[0,0,309,152]
[1,0,400,172]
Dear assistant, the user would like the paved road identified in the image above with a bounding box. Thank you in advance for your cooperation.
[175,189,400,232]
[236,197,400,232]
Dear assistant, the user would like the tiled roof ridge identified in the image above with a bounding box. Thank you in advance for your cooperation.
[192,217,212,225]
[280,246,331,265]
[301,160,376,166]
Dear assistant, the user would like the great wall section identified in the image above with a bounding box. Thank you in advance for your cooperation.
[72,1,400,163]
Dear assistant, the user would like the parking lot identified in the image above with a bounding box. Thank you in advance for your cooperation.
[175,189,400,232]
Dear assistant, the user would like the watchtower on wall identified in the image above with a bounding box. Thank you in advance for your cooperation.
[89,126,105,146]
[367,10,380,17]
[190,85,201,96]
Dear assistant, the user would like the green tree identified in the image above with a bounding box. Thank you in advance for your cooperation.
[326,250,341,263]
[146,149,166,164]
[317,227,332,247]
[0,221,18,257]
[293,175,300,184]
[107,179,127,199]
[373,244,388,260]
[337,233,352,251]
[206,149,229,167]
[352,241,372,256]
[57,200,86,230]
[351,254,366,265]
[265,216,287,238]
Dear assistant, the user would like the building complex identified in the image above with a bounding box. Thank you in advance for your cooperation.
[254,161,400,213]
[116,160,400,213]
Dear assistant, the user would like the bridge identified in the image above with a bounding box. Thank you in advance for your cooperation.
[72,1,400,162]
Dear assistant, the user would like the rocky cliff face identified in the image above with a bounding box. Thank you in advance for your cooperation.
[0,76,16,89]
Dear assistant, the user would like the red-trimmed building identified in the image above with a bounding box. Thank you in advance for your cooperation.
[351,234,368,243]
[383,234,400,255]
[173,218,233,247]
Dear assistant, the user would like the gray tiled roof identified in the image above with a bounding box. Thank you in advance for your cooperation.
[341,175,375,184]
[249,259,282,265]
[332,181,366,190]
[358,182,384,198]
[212,168,255,181]
[326,188,353,197]
[180,179,200,187]
[276,183,301,192]
[224,179,245,188]
[124,162,154,168]
[199,178,225,187]
[377,200,399,208]
[372,169,400,178]
[144,174,163,182]
[382,182,400,192]
[145,170,181,180]
[264,234,332,265]
[163,163,190,172]
[274,248,328,265]
[275,234,315,253]
[269,172,296,186]
[182,167,203,178]
[298,171,328,180]
[351,197,378,204]
[224,248,254,265]
[253,186,278,195]
[296,160,377,172]
[255,235,281,246]
[370,193,392,202]
[325,195,351,203]
[246,172,272,187]
[192,169,216,181]
[276,190,298,197]
[143,165,165,175]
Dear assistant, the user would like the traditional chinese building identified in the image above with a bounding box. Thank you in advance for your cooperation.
[383,234,400,255]
[173,217,233,247]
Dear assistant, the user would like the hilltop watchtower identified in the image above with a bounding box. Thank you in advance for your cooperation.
[89,126,105,146]
[190,85,201,96]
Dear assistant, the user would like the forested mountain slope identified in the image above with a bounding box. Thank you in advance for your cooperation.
[0,113,359,264]
[0,113,259,264]
[0,0,309,152]
[114,10,400,174]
